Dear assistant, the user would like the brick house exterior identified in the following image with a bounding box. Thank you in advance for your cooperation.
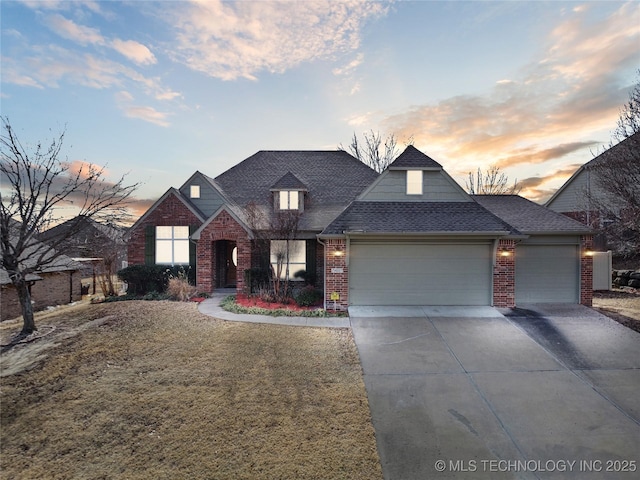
[126,146,593,310]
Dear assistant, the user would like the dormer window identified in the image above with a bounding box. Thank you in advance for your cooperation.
[190,185,200,198]
[279,190,299,210]
[407,170,423,195]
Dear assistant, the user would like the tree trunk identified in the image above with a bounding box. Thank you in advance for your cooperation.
[15,278,37,334]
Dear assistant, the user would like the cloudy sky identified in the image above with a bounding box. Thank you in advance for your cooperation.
[1,0,638,219]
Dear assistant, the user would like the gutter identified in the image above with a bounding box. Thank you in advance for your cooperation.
[316,237,327,311]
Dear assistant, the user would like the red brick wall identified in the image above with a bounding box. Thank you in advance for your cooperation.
[324,239,348,311]
[195,210,251,294]
[127,193,202,265]
[580,235,594,306]
[493,239,515,308]
[1,271,82,321]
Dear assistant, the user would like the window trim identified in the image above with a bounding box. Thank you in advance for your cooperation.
[270,239,306,280]
[155,226,190,265]
[279,190,299,210]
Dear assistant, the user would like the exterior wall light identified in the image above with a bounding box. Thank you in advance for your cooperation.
[334,247,344,257]
[584,249,595,257]
[500,249,511,257]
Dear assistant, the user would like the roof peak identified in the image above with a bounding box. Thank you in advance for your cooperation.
[389,145,442,169]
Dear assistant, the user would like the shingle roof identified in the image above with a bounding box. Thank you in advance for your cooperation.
[270,172,308,191]
[215,151,379,231]
[473,195,592,234]
[321,201,516,235]
[388,145,442,169]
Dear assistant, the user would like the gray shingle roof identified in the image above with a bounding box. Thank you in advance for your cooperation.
[388,145,442,169]
[473,195,592,234]
[321,201,516,235]
[270,172,308,191]
[215,151,379,231]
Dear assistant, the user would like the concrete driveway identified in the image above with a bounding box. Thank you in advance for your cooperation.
[350,305,640,479]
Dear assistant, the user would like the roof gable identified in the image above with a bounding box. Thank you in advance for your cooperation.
[270,172,308,191]
[358,147,471,203]
[178,171,228,217]
[125,188,206,240]
[388,145,442,169]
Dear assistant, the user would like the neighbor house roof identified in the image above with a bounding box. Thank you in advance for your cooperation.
[321,201,516,236]
[388,145,442,169]
[473,195,592,234]
[545,131,640,208]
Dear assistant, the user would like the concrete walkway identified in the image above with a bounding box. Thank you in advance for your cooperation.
[197,292,350,328]
[351,304,640,480]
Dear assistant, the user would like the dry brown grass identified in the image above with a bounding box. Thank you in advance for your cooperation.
[0,301,382,479]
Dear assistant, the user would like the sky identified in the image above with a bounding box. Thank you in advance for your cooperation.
[1,0,639,221]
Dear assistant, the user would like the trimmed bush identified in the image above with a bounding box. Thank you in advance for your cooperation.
[295,285,323,307]
[117,265,192,295]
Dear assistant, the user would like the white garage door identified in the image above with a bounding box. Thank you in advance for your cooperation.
[349,241,492,306]
[516,245,579,303]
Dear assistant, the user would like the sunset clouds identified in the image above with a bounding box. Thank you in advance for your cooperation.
[165,0,388,81]
[2,1,637,214]
[382,2,639,201]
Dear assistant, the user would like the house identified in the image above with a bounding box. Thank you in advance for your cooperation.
[545,131,640,250]
[1,231,82,321]
[126,146,593,310]
[39,215,127,294]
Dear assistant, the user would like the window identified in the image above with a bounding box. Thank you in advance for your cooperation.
[279,190,299,210]
[270,240,306,279]
[407,170,423,195]
[156,226,190,264]
[190,185,200,198]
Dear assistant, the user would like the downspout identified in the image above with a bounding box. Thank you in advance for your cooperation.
[317,237,327,310]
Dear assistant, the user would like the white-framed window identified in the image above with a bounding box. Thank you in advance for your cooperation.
[279,190,299,210]
[407,170,423,195]
[156,226,190,264]
[270,240,306,279]
[190,185,200,198]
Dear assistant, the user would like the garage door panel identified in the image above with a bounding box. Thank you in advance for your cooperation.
[515,245,578,303]
[349,243,491,306]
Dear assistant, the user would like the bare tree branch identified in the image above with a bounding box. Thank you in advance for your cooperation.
[1,117,139,334]
[465,165,521,195]
[339,130,412,173]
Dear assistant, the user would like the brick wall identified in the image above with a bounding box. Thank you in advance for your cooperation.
[580,235,594,306]
[127,193,202,265]
[493,239,515,308]
[1,271,82,321]
[196,210,251,294]
[324,239,348,311]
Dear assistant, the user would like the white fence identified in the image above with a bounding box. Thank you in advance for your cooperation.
[592,251,612,291]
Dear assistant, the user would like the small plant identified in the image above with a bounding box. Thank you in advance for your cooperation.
[295,285,323,307]
[167,276,197,301]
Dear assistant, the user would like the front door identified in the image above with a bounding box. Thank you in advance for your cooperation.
[216,240,237,288]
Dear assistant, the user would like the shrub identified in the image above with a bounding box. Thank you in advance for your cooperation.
[295,285,323,307]
[167,276,197,301]
[117,265,192,295]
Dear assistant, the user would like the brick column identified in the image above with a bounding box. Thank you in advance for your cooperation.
[493,239,515,307]
[580,235,593,306]
[325,239,348,311]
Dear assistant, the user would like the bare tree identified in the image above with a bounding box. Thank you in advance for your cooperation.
[339,130,412,173]
[244,201,302,302]
[587,72,640,257]
[0,117,138,334]
[466,166,520,195]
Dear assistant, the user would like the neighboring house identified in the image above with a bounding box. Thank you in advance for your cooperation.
[39,216,127,295]
[126,146,593,310]
[1,234,82,321]
[545,132,639,250]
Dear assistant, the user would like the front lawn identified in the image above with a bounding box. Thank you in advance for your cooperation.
[0,301,381,479]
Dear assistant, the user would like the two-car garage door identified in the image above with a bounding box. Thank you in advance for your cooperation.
[349,241,493,306]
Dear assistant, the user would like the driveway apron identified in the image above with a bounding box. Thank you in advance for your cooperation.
[350,305,640,480]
